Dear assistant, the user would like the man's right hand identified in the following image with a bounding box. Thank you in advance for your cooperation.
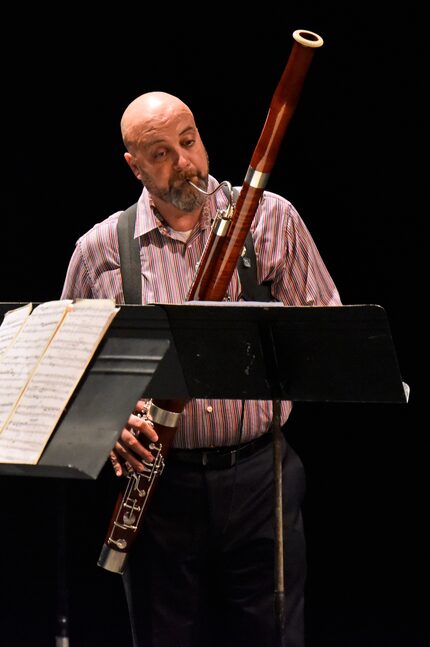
[109,399,159,477]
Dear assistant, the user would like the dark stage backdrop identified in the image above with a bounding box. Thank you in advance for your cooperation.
[1,5,425,647]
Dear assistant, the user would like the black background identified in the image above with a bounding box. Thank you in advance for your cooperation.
[1,4,425,646]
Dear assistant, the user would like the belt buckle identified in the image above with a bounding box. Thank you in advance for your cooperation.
[201,449,237,468]
[229,450,237,467]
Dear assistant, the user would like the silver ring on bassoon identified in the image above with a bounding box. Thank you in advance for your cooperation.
[244,167,269,189]
[98,544,128,574]
[148,402,181,428]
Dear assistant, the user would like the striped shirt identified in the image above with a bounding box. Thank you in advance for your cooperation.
[61,175,341,448]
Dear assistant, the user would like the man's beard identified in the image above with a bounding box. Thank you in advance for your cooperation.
[142,170,209,212]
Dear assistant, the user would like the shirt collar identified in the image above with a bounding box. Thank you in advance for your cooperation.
[133,175,224,239]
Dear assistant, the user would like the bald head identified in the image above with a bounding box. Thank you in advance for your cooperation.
[121,92,195,153]
[119,91,209,218]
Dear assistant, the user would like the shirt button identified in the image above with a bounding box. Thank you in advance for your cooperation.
[206,406,213,413]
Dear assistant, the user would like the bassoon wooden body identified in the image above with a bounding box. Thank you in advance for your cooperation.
[98,29,324,574]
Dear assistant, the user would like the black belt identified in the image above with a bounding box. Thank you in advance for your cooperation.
[169,432,273,469]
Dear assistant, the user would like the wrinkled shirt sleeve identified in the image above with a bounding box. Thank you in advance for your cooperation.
[253,192,342,306]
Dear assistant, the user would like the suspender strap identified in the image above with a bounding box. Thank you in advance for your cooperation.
[238,236,273,302]
[227,186,273,302]
[117,203,141,304]
[117,199,272,304]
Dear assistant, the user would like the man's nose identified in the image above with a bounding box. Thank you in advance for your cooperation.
[173,151,190,170]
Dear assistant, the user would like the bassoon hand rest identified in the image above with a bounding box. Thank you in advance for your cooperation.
[97,29,324,574]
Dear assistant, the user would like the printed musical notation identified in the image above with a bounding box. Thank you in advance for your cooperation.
[0,302,33,358]
[0,299,119,464]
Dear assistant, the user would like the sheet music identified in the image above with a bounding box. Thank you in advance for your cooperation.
[0,299,119,464]
[0,303,33,358]
[0,300,72,433]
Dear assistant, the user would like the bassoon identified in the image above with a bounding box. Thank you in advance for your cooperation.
[98,29,324,574]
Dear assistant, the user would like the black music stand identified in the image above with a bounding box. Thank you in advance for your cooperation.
[155,302,407,404]
[152,301,408,643]
[0,302,173,479]
[0,302,407,645]
[0,301,407,478]
[0,301,173,646]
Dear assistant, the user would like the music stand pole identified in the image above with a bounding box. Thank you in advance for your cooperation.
[258,319,287,645]
[272,397,285,645]
[55,481,70,647]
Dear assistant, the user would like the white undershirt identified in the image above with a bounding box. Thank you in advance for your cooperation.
[172,229,193,242]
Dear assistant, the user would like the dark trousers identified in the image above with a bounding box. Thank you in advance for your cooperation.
[122,436,306,647]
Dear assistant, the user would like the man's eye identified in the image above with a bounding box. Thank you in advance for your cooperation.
[184,139,195,148]
[153,150,167,160]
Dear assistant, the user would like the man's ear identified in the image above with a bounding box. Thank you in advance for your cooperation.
[124,152,142,181]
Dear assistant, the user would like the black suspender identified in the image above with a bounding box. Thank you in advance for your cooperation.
[229,186,273,303]
[117,202,272,304]
[117,203,142,304]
